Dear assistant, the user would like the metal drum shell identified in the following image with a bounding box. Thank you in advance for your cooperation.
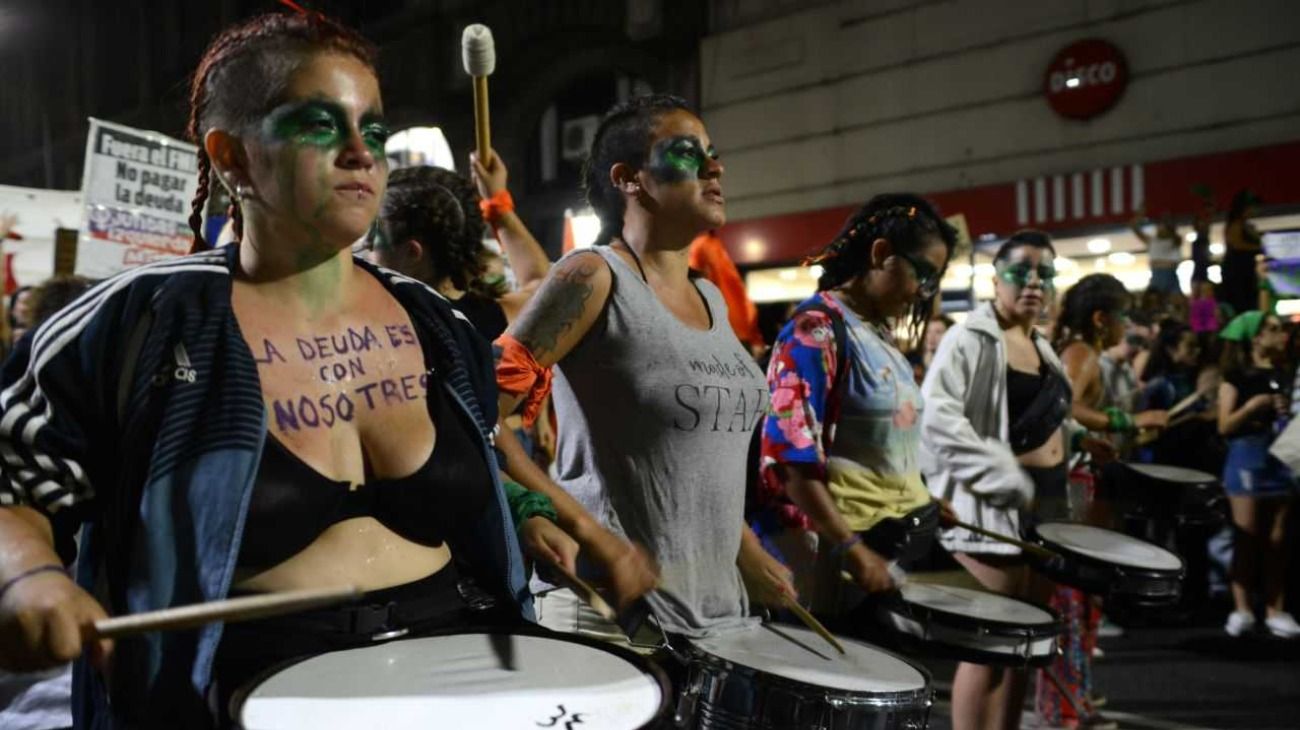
[874,589,1062,668]
[676,640,932,730]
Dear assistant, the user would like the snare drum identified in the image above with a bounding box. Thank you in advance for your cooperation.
[1026,521,1185,606]
[1120,462,1224,527]
[677,624,931,729]
[876,583,1061,667]
[233,630,670,730]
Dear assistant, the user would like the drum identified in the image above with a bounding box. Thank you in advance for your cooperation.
[1026,521,1185,606]
[233,630,670,730]
[1119,462,1224,527]
[677,623,931,729]
[876,583,1061,667]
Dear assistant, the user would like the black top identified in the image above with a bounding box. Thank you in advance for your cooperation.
[237,377,494,570]
[451,293,508,342]
[1225,366,1285,438]
[1006,359,1073,456]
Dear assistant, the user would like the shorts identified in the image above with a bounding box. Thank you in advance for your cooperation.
[1223,434,1295,498]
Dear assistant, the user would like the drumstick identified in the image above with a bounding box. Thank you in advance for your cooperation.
[781,596,845,655]
[549,562,617,622]
[1166,388,1211,419]
[92,585,360,640]
[949,520,1060,560]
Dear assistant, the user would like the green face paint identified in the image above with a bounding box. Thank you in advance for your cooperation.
[997,262,1057,291]
[646,135,718,183]
[264,99,391,156]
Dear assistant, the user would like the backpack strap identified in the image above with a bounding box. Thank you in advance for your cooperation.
[795,296,849,455]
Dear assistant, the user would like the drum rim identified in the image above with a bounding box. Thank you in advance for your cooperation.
[230,624,673,730]
[1028,521,1186,578]
[1121,461,1218,486]
[877,612,1060,668]
[686,624,933,709]
[877,585,1062,638]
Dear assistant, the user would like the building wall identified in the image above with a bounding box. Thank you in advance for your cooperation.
[700,0,1300,222]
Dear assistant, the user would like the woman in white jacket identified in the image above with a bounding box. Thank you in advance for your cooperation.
[921,231,1088,730]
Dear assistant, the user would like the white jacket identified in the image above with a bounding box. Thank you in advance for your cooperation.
[919,302,1070,555]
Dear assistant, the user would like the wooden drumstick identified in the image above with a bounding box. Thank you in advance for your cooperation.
[781,596,845,655]
[949,520,1060,560]
[550,562,617,622]
[92,585,361,640]
[461,25,495,162]
[1166,387,1211,419]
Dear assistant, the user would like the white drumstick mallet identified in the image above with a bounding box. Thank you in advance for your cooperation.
[461,24,496,164]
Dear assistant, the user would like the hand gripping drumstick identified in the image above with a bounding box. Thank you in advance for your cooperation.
[461,24,495,163]
[549,561,617,622]
[1136,386,1212,445]
[92,585,361,640]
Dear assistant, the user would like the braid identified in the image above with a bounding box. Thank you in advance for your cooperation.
[188,150,212,253]
[380,167,485,291]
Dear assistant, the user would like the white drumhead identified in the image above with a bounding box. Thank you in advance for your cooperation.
[899,583,1055,625]
[1126,463,1216,485]
[690,624,926,693]
[1037,522,1182,571]
[239,633,661,730]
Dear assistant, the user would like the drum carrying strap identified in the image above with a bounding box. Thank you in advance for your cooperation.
[1008,365,1071,455]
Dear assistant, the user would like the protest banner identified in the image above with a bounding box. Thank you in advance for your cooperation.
[77,118,198,278]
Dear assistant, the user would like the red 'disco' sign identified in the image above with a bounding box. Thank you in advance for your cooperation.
[1043,39,1128,120]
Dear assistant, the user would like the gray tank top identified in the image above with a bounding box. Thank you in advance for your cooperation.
[551,246,767,637]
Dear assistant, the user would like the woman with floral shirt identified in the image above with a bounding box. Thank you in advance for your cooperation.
[757,194,956,614]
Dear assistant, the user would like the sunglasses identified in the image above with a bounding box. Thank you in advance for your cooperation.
[895,250,942,299]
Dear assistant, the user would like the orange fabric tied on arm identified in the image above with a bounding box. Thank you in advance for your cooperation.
[494,332,552,427]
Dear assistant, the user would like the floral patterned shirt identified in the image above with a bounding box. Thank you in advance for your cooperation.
[759,292,930,532]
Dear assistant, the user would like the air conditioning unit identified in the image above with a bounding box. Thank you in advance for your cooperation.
[561,115,600,162]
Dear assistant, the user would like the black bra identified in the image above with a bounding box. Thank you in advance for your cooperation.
[236,379,492,570]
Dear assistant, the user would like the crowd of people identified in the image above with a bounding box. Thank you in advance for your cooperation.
[0,8,1295,730]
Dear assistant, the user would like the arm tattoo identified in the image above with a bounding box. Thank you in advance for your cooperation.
[515,260,599,358]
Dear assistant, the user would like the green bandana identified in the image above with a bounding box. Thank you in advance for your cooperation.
[1219,310,1265,341]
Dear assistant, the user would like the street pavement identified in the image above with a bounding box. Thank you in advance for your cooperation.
[921,605,1300,730]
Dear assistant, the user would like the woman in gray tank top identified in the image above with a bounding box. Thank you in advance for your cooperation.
[498,94,795,637]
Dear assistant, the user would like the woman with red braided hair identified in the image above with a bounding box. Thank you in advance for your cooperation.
[0,9,577,727]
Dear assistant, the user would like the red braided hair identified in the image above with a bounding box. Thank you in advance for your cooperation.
[185,10,376,253]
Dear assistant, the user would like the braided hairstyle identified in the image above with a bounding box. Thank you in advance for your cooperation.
[581,93,692,246]
[185,11,376,252]
[807,193,957,333]
[1052,273,1130,353]
[379,166,492,294]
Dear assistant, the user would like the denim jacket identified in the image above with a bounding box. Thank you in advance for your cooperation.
[0,246,532,728]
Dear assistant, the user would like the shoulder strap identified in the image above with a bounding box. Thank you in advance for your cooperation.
[798,297,850,398]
